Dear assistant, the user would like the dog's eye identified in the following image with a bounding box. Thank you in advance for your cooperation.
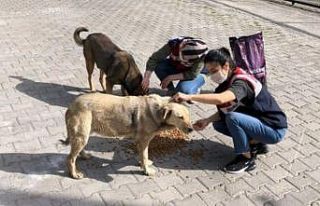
[178,116,184,119]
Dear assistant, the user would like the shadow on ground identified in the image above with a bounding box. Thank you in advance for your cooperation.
[10,76,87,108]
[10,76,169,108]
[0,136,233,183]
[0,188,133,206]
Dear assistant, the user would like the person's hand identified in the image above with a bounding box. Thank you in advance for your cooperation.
[193,118,210,131]
[141,77,150,92]
[160,75,173,89]
[172,92,191,103]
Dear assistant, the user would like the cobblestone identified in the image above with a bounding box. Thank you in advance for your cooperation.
[0,0,319,205]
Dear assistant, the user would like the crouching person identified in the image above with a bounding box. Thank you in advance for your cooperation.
[172,47,287,174]
[141,36,208,95]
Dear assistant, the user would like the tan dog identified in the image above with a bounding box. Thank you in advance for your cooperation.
[61,93,193,179]
[73,27,146,95]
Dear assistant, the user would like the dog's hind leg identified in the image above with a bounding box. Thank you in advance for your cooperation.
[67,112,92,179]
[84,47,96,92]
[99,70,106,92]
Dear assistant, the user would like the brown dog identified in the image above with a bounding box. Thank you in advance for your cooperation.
[73,27,146,95]
[61,93,193,178]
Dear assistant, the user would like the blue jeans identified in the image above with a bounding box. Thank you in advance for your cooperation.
[154,59,205,94]
[213,112,287,154]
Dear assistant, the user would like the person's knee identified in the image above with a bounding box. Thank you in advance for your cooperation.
[224,112,240,124]
[177,87,197,94]
[176,84,200,94]
[154,61,171,79]
[270,129,286,144]
[212,122,227,134]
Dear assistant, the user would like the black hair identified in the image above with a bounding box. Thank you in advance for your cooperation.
[204,47,235,69]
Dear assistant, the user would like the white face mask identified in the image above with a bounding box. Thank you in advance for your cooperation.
[209,69,227,84]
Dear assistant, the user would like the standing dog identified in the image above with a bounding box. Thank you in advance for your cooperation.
[73,27,146,95]
[61,93,193,179]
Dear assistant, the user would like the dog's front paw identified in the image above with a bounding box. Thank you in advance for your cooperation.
[144,167,156,176]
[146,160,153,166]
[70,171,84,179]
[139,159,153,167]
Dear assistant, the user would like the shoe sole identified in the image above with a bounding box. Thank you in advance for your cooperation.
[224,162,256,174]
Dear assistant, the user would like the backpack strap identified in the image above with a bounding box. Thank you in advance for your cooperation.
[218,68,262,114]
[229,68,262,97]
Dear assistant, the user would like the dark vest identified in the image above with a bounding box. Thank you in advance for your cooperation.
[215,68,288,129]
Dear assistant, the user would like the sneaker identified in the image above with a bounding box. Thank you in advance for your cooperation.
[224,155,256,174]
[251,143,269,157]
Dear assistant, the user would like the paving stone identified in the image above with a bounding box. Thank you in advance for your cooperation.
[282,159,311,176]
[264,166,293,182]
[247,186,279,206]
[150,187,182,203]
[153,174,184,190]
[198,187,231,205]
[286,173,317,190]
[306,169,320,183]
[268,194,304,206]
[126,179,160,198]
[278,149,304,164]
[225,179,254,197]
[1,0,320,205]
[172,194,207,206]
[300,154,320,170]
[77,179,112,198]
[222,195,255,206]
[289,186,320,205]
[244,171,274,190]
[296,143,319,156]
[99,186,135,204]
[277,138,299,150]
[13,138,42,152]
[175,179,207,198]
[266,180,298,198]
[197,173,227,189]
[16,197,53,206]
[122,195,162,206]
[260,153,287,169]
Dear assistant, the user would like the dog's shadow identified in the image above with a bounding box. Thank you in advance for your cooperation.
[10,76,170,108]
[0,137,233,183]
[10,76,88,108]
[86,136,234,173]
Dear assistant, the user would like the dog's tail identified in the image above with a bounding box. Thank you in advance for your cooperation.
[60,109,72,145]
[73,27,89,46]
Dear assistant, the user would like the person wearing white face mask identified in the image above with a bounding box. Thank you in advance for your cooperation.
[208,67,228,84]
[172,47,287,174]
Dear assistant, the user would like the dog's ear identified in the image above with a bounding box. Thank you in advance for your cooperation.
[162,106,172,120]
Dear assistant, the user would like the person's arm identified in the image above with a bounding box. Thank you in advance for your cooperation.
[161,60,203,89]
[145,44,171,73]
[143,44,172,91]
[190,90,236,105]
[193,111,221,131]
[206,111,221,122]
[173,79,254,105]
[160,73,184,89]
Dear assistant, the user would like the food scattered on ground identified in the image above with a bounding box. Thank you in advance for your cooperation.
[149,128,189,158]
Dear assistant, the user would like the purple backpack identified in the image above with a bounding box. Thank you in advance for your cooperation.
[229,32,267,84]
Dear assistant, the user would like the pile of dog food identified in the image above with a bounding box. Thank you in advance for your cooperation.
[148,128,189,158]
[126,128,205,162]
